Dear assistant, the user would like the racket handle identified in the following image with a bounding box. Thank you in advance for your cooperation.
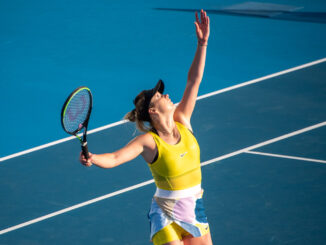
[81,142,90,160]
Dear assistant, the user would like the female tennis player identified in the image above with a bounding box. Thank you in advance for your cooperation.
[80,10,211,245]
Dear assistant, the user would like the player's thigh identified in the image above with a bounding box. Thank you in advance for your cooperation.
[153,222,184,245]
[182,231,212,245]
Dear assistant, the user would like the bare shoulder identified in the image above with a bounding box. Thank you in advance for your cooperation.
[135,132,157,163]
[134,132,156,150]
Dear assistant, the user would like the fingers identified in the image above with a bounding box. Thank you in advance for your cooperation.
[195,11,200,24]
[202,10,208,25]
[195,9,209,26]
[201,9,205,24]
[80,151,93,167]
[195,9,210,42]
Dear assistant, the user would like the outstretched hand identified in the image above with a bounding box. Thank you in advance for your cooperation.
[194,10,210,45]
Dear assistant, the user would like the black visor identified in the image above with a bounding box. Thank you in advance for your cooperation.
[133,80,165,121]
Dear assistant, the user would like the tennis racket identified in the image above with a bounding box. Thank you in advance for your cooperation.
[61,86,93,159]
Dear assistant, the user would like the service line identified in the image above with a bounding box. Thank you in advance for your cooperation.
[245,151,326,164]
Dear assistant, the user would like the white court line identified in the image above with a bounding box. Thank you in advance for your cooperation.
[1,120,325,235]
[0,120,127,162]
[0,180,154,235]
[245,151,326,164]
[1,57,325,162]
[201,121,326,166]
[196,57,326,100]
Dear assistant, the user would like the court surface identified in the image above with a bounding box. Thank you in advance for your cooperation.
[1,0,326,244]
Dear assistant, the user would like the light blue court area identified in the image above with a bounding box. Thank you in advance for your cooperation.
[0,57,326,244]
[1,0,326,157]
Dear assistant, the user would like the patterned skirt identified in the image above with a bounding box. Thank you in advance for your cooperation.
[148,184,209,241]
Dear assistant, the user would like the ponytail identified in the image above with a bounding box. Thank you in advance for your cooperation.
[124,109,137,122]
[124,109,152,133]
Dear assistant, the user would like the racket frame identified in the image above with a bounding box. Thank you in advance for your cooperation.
[61,86,93,159]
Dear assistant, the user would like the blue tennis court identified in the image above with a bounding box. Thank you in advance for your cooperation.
[1,0,326,244]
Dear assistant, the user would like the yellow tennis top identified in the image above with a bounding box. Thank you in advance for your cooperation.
[148,122,201,191]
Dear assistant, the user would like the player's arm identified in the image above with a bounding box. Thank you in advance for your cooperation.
[174,10,210,129]
[80,134,150,168]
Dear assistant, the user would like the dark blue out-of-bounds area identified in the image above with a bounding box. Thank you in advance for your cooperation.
[1,0,326,244]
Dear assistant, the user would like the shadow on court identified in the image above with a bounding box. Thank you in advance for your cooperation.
[155,2,326,24]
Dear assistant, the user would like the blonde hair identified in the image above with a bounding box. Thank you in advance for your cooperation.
[124,110,151,133]
[124,94,153,133]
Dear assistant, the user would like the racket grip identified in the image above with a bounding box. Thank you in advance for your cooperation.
[81,142,90,160]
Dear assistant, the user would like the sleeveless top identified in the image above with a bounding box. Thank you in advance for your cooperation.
[148,122,201,190]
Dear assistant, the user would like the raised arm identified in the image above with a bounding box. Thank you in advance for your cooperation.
[174,10,210,129]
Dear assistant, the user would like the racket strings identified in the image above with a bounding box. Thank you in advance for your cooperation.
[63,89,91,133]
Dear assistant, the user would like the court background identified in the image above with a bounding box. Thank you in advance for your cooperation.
[1,0,326,244]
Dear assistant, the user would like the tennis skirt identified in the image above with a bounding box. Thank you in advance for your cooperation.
[148,184,209,241]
